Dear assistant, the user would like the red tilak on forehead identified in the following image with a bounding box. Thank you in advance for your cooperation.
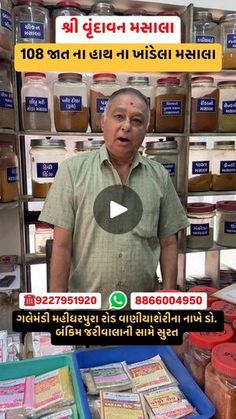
[130,101,134,105]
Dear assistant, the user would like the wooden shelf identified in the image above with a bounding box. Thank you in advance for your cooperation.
[188,190,236,197]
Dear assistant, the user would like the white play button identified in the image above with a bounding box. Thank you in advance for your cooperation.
[110,200,128,219]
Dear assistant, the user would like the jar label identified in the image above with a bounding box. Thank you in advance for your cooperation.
[197,98,216,112]
[36,163,58,178]
[196,35,215,43]
[162,163,175,176]
[7,167,17,183]
[227,33,236,49]
[220,161,236,174]
[222,101,236,114]
[192,161,209,174]
[60,96,82,111]
[96,98,109,113]
[1,9,12,31]
[0,91,13,109]
[224,221,236,234]
[25,97,48,113]
[20,22,44,40]
[161,101,182,116]
[191,224,209,236]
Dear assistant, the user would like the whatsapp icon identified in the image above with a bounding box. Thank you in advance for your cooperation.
[109,291,127,310]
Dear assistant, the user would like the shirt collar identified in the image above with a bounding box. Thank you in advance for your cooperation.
[99,144,147,169]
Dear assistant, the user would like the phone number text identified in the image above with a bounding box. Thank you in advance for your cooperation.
[131,292,207,310]
[19,293,101,309]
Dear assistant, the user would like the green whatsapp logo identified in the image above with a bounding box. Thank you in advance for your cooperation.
[109,291,127,309]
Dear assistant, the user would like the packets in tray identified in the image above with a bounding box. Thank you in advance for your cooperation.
[0,376,34,418]
[144,385,195,419]
[81,362,133,395]
[100,391,147,419]
[124,355,177,393]
[31,333,74,358]
[38,404,78,418]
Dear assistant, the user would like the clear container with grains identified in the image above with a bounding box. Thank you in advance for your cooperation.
[13,0,50,44]
[187,203,215,250]
[218,81,236,132]
[0,62,14,130]
[188,285,219,308]
[157,10,185,43]
[21,72,51,131]
[0,144,18,202]
[205,343,236,419]
[126,76,155,132]
[90,73,120,132]
[188,142,211,192]
[155,77,185,133]
[51,1,85,42]
[184,324,234,389]
[211,141,236,191]
[192,10,219,44]
[53,73,88,132]
[190,76,219,133]
[215,201,236,247]
[211,300,236,325]
[220,13,236,69]
[0,0,12,53]
[74,139,104,154]
[145,139,178,189]
[35,223,53,254]
[89,1,115,15]
[30,139,67,198]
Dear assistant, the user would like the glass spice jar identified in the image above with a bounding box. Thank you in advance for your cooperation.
[211,141,236,191]
[184,325,234,389]
[89,2,115,15]
[205,343,236,419]
[193,10,219,44]
[220,13,236,69]
[51,1,85,42]
[187,203,215,250]
[126,76,155,132]
[53,73,88,132]
[218,81,236,132]
[13,0,50,44]
[30,139,67,198]
[0,0,12,53]
[74,139,104,154]
[0,62,14,130]
[21,72,51,131]
[0,144,18,202]
[188,142,211,192]
[215,201,236,247]
[90,73,120,132]
[123,8,148,16]
[211,300,236,325]
[155,77,185,133]
[190,76,219,133]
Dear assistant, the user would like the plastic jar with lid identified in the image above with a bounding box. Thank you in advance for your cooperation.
[190,76,219,133]
[215,201,236,247]
[13,0,50,44]
[53,73,88,132]
[51,1,85,42]
[218,81,236,132]
[21,72,51,131]
[155,77,185,133]
[0,61,14,130]
[188,285,219,308]
[193,10,219,44]
[35,222,53,254]
[220,13,236,69]
[89,2,115,15]
[126,76,155,132]
[157,10,185,43]
[74,139,104,154]
[211,141,236,191]
[0,0,12,53]
[145,139,178,189]
[0,143,18,202]
[123,8,148,16]
[187,203,215,250]
[30,139,67,198]
[90,73,120,132]
[211,300,236,325]
[184,325,234,389]
[205,343,236,418]
[188,142,211,192]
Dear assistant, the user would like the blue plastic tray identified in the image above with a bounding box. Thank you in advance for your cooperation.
[73,346,215,419]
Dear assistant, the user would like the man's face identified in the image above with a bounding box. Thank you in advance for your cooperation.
[101,93,148,160]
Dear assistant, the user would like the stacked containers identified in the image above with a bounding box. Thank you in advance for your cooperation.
[220,13,236,69]
[187,203,215,249]
[215,201,236,247]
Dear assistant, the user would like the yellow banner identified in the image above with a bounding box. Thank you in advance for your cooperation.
[15,43,222,72]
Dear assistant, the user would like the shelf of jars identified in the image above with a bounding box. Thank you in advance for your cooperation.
[19,131,189,138]
[189,190,236,196]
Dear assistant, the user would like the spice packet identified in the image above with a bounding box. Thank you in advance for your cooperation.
[144,385,195,419]
[0,331,7,363]
[100,391,147,419]
[32,332,74,358]
[125,355,177,392]
[0,376,34,418]
[87,395,101,419]
[7,333,22,361]
[38,404,78,418]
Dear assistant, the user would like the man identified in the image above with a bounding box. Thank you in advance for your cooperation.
[39,88,188,308]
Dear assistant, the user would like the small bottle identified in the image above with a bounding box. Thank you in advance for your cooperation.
[211,141,236,191]
[187,203,215,250]
[0,143,18,202]
[220,13,236,69]
[188,142,211,192]
[218,81,236,132]
[89,2,115,15]
[13,0,50,44]
[215,201,236,247]
[193,10,218,44]
[21,72,51,131]
[35,223,53,253]
[51,1,85,42]
[0,62,15,130]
